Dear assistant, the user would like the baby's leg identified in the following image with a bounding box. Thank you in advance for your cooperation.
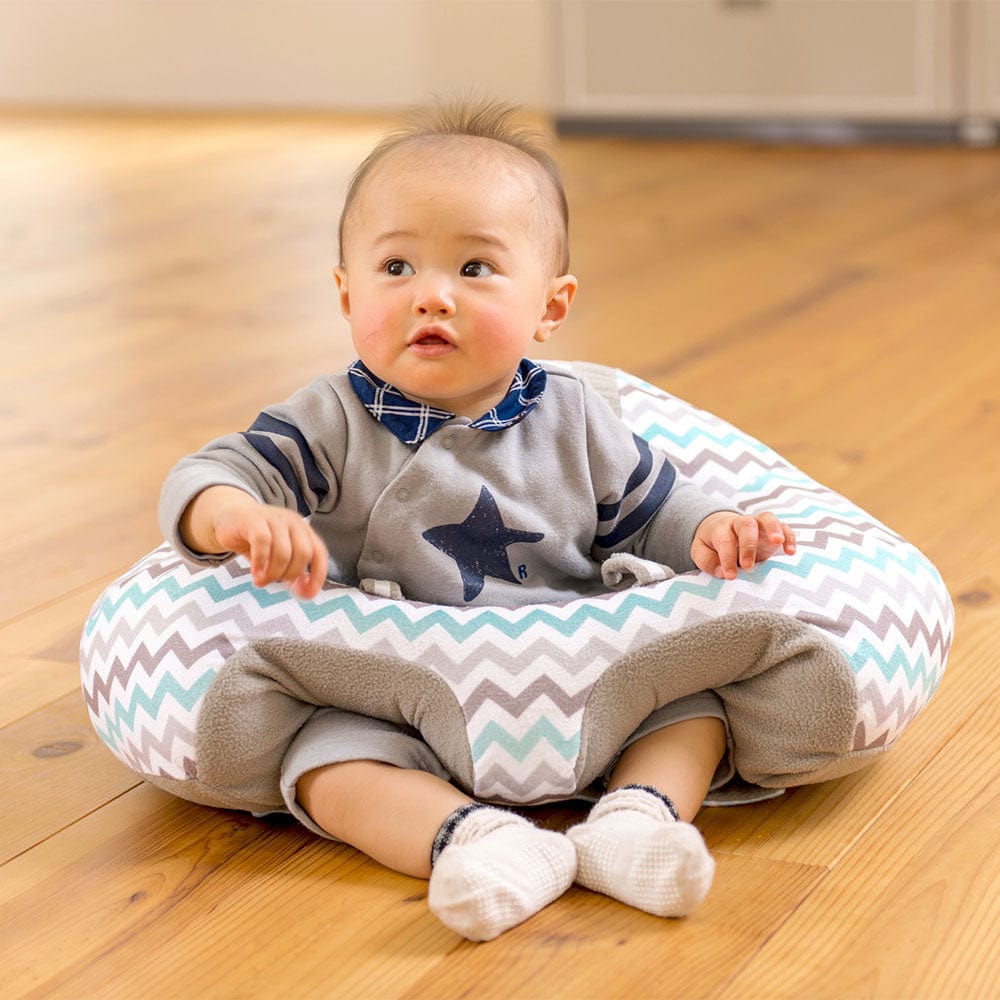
[608,714,727,820]
[568,715,725,917]
[295,757,575,941]
[297,760,469,877]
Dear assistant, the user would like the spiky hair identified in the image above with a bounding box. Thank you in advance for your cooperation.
[337,98,570,273]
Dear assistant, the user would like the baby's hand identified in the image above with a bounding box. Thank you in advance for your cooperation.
[211,496,329,600]
[691,511,796,580]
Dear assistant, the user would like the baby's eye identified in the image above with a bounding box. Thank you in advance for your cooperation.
[383,259,415,277]
[461,260,495,278]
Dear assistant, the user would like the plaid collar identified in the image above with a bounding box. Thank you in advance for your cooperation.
[347,359,547,445]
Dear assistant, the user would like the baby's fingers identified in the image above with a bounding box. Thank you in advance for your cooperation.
[241,510,295,586]
[690,538,722,579]
[281,521,325,595]
[247,518,282,587]
[756,511,798,556]
[781,523,797,555]
[290,529,329,601]
[708,522,740,580]
[735,515,761,571]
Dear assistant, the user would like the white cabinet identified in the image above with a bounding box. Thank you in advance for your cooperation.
[967,1,1000,116]
[559,0,998,131]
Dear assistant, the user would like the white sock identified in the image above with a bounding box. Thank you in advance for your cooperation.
[427,804,577,941]
[567,784,715,917]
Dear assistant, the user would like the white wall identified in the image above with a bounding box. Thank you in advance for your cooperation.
[0,0,558,110]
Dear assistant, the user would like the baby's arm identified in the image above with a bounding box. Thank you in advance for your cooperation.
[691,510,796,580]
[180,484,329,599]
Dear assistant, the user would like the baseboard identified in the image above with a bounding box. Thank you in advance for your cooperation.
[555,115,998,147]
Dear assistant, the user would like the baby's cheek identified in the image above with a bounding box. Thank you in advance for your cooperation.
[351,308,395,352]
[471,307,521,349]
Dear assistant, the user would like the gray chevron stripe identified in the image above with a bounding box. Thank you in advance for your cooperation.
[722,480,845,509]
[673,450,791,479]
[474,760,579,801]
[342,634,598,683]
[83,596,306,666]
[81,634,236,714]
[799,515,900,539]
[797,601,954,657]
[460,675,594,719]
[87,546,946,677]
[116,713,198,775]
[853,676,931,747]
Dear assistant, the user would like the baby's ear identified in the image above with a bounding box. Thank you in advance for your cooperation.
[534,274,578,343]
[333,266,351,318]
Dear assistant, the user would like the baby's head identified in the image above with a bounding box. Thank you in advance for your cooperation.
[338,99,570,276]
[333,100,577,419]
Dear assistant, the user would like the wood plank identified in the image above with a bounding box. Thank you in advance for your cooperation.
[399,855,825,1000]
[0,582,115,726]
[0,783,455,1000]
[0,657,82,731]
[716,694,1000,1000]
[0,692,138,862]
[0,778,823,1000]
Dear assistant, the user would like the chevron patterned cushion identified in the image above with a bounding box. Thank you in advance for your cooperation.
[79,366,953,812]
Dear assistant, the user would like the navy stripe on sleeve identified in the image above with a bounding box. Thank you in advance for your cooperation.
[596,434,654,522]
[239,412,331,516]
[240,433,310,515]
[240,411,331,517]
[594,459,676,549]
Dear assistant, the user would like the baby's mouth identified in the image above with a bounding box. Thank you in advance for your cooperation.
[409,328,456,356]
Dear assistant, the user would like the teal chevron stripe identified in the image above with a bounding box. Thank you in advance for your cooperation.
[83,610,98,638]
[732,473,836,496]
[738,538,939,587]
[93,668,217,751]
[84,535,943,665]
[298,575,729,643]
[658,539,937,600]
[471,717,580,763]
[638,422,773,454]
[844,640,943,691]
[85,539,939,652]
[86,567,730,645]
[83,572,291,637]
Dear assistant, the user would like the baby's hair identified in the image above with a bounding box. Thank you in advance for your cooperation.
[338,97,570,273]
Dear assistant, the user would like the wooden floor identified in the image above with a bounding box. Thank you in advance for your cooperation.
[1,111,998,999]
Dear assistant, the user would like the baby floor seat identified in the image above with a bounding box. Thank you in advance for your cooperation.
[80,363,953,813]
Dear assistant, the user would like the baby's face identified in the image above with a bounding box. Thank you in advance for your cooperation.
[335,139,575,418]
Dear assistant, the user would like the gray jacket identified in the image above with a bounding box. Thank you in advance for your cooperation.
[159,365,726,607]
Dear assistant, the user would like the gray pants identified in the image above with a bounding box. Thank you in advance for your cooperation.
[279,691,735,839]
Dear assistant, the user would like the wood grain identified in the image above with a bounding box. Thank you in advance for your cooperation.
[717,696,1000,1000]
[0,581,114,726]
[1,111,996,999]
[0,693,139,862]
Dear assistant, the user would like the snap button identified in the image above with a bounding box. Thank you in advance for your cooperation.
[441,435,454,449]
[396,488,410,502]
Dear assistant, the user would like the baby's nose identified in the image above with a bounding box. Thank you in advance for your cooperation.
[414,275,456,316]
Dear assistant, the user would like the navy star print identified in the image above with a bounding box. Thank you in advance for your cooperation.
[422,485,545,601]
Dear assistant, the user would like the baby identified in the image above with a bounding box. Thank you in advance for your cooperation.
[160,100,796,941]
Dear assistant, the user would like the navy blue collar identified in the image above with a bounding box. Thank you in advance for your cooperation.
[348,359,547,445]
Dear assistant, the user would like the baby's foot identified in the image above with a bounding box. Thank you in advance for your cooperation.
[428,804,576,941]
[567,784,714,917]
